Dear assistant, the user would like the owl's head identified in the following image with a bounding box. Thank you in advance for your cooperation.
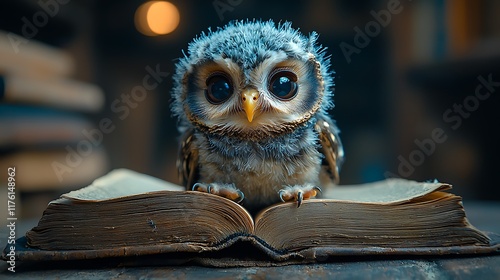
[172,20,334,140]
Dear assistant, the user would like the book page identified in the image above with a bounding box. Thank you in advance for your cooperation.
[322,178,451,205]
[61,169,184,202]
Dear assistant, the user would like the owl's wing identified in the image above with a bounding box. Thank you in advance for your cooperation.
[315,117,345,184]
[177,128,199,189]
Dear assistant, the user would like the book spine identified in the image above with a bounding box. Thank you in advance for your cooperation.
[0,109,94,148]
[0,148,108,191]
[445,0,481,56]
[2,75,104,112]
[0,31,75,78]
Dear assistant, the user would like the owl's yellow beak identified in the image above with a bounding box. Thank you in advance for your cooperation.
[241,89,259,123]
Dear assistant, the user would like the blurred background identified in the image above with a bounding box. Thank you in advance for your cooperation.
[0,0,499,220]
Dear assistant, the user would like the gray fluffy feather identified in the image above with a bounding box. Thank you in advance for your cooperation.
[172,19,335,127]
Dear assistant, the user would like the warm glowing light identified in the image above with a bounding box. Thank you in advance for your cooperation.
[135,1,180,36]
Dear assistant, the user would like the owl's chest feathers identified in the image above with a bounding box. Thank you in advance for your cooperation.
[195,123,322,194]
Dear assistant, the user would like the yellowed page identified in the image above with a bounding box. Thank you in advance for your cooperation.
[61,169,184,202]
[322,178,451,205]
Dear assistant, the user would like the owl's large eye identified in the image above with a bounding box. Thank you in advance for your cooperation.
[268,69,298,100]
[205,73,233,104]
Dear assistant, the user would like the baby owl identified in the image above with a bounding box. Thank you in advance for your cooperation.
[172,20,344,214]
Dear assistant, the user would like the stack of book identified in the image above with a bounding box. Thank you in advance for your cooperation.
[0,30,108,218]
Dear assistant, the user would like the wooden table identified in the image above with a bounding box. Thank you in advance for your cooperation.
[1,201,499,279]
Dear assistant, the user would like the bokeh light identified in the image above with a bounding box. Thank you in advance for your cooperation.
[135,1,180,36]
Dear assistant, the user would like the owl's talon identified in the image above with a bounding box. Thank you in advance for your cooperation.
[234,190,245,204]
[297,191,303,207]
[191,182,244,204]
[278,184,320,206]
[279,189,286,203]
[314,186,322,194]
[192,183,204,192]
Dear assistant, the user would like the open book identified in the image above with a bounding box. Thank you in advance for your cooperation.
[3,169,499,266]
